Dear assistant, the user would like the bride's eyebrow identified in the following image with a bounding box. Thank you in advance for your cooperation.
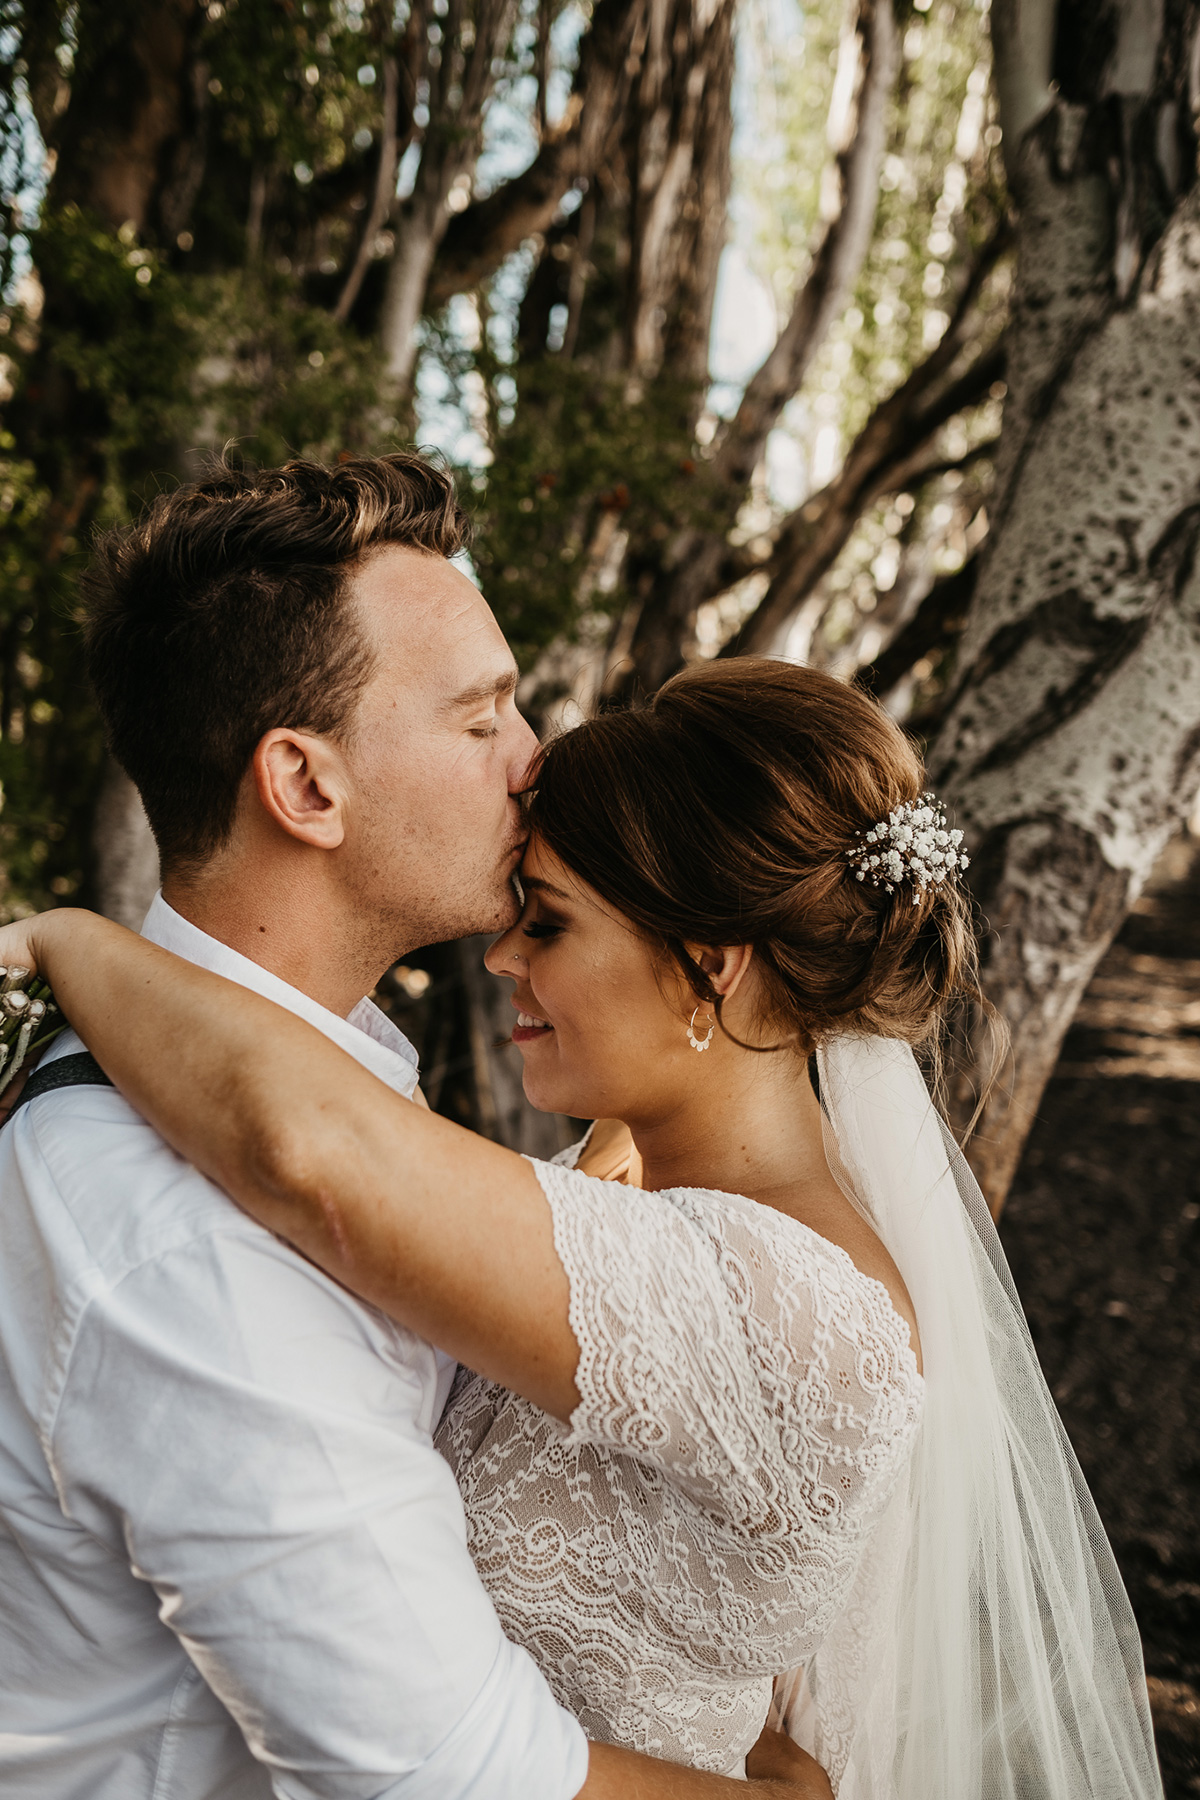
[521,876,571,902]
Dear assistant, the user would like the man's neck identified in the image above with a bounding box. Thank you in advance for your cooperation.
[161,867,388,1020]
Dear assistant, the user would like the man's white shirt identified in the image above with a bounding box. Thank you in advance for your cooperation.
[0,894,588,1799]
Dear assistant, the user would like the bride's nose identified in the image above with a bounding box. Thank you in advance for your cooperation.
[485,927,526,977]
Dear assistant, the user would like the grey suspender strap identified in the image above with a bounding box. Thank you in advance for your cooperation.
[4,1052,114,1122]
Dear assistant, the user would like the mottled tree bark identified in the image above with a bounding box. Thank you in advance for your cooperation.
[931,0,1200,1210]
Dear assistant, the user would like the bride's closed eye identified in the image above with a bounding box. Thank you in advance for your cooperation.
[522,919,563,940]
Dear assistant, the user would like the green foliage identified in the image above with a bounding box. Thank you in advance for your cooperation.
[0,436,87,916]
[466,356,712,666]
[842,0,1005,424]
[735,0,842,297]
[0,212,402,919]
[203,0,384,169]
[185,269,398,466]
[0,0,1014,919]
[31,208,201,487]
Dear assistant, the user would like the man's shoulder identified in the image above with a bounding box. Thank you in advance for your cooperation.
[14,1029,191,1164]
[1,1031,256,1282]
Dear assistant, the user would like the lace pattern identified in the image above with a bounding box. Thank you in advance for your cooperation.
[436,1153,923,1777]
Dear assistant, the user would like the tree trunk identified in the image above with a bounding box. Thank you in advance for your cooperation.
[931,0,1200,1212]
[623,0,737,380]
[92,759,160,930]
[51,0,203,232]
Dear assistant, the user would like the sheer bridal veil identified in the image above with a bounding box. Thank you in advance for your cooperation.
[773,1035,1163,1800]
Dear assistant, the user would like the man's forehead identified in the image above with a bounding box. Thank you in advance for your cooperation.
[350,544,515,687]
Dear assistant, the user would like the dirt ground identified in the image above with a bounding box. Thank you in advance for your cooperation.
[999,831,1200,1797]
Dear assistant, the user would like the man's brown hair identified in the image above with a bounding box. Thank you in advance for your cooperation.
[84,452,470,873]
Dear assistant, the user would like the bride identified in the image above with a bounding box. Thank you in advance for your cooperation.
[0,659,1162,1797]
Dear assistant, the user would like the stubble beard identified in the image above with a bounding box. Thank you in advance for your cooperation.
[372,862,523,965]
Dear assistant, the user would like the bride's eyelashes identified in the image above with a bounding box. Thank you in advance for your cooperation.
[522,919,563,940]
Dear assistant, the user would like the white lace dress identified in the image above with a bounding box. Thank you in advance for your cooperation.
[435,1149,924,1777]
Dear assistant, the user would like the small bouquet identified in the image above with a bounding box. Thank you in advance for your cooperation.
[0,967,62,1098]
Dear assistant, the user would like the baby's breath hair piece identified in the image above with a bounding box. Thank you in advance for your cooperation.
[848,792,969,905]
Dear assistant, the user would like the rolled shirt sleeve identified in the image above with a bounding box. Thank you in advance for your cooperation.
[45,1195,587,1798]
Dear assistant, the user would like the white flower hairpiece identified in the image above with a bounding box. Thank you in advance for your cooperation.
[847,792,968,904]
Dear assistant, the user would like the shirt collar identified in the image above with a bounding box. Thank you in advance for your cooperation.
[140,892,420,1100]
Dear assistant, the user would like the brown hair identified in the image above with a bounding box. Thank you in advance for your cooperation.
[84,451,470,873]
[528,658,979,1057]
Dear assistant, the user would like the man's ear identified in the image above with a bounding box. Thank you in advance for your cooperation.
[250,729,348,850]
[694,942,754,1001]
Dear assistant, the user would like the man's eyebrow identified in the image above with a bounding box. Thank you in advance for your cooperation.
[446,668,519,710]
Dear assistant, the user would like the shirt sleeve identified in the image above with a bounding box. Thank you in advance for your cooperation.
[530,1157,921,1541]
[47,1194,588,1800]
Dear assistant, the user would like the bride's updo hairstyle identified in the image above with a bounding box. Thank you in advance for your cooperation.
[526,658,978,1056]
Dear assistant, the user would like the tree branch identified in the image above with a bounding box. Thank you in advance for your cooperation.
[535,0,554,139]
[625,0,736,376]
[711,0,898,493]
[854,553,980,700]
[334,55,401,324]
[379,0,522,384]
[615,0,899,693]
[722,334,1005,655]
[424,0,641,309]
[989,0,1057,181]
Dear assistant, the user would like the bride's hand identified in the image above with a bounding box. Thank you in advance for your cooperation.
[0,909,70,1121]
[0,913,47,980]
[745,1726,833,1796]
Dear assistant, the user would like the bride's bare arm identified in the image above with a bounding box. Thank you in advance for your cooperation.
[7,910,581,1421]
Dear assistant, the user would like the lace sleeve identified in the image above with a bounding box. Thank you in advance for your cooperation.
[548,1133,588,1169]
[530,1158,921,1534]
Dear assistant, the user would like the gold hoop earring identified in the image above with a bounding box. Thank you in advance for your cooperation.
[687,1007,715,1052]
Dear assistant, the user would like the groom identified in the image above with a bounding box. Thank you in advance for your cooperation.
[0,454,825,1798]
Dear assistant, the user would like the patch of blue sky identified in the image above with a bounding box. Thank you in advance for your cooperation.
[0,36,52,298]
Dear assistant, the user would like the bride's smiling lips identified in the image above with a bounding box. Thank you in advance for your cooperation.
[510,1000,554,1044]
